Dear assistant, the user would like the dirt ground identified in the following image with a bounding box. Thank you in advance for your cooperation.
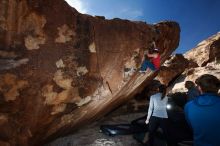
[46,113,145,146]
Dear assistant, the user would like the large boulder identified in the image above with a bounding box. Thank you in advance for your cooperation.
[0,0,180,145]
[156,54,190,86]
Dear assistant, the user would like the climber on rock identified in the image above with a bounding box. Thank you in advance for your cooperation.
[139,46,160,73]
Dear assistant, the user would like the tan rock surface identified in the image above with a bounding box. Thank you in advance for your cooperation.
[0,0,180,145]
[184,32,220,66]
[169,32,220,93]
[156,54,189,85]
[171,63,220,93]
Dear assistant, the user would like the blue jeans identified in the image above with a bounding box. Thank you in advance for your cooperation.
[140,60,156,71]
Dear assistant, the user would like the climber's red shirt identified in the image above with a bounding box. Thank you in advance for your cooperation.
[151,54,160,69]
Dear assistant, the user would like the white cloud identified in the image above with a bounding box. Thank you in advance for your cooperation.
[65,0,88,14]
[120,8,143,20]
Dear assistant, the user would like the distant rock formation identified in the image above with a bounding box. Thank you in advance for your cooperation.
[184,32,220,67]
[170,32,220,93]
[0,0,180,145]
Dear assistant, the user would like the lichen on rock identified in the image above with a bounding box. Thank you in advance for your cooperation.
[42,84,58,105]
[56,59,65,68]
[123,49,141,79]
[89,42,96,53]
[25,35,46,50]
[0,73,28,101]
[43,70,81,107]
[53,70,73,89]
[76,66,88,76]
[55,24,75,43]
[51,104,67,115]
[20,12,47,50]
[0,114,8,125]
[76,96,92,107]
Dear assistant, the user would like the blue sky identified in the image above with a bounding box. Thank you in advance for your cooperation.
[65,0,220,53]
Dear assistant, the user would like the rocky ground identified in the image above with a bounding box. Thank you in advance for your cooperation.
[46,113,145,146]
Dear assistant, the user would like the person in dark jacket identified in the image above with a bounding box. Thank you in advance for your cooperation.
[184,74,220,146]
[185,81,200,101]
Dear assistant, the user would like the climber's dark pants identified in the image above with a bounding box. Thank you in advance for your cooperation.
[140,60,156,71]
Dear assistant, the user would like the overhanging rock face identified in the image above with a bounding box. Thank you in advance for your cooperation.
[0,0,180,145]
